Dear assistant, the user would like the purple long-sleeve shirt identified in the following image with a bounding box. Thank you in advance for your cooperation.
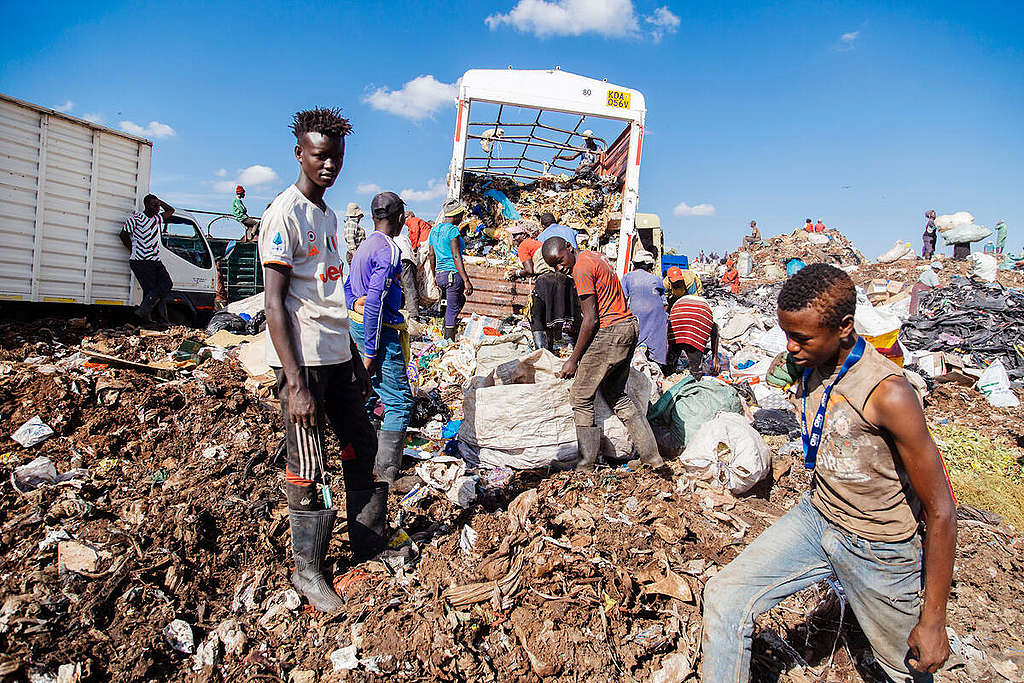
[344,231,403,359]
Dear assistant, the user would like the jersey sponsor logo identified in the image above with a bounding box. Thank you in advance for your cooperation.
[273,232,283,245]
[318,264,344,282]
[309,245,320,257]
[306,230,317,242]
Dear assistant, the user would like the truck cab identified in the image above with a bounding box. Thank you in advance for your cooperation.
[157,209,218,324]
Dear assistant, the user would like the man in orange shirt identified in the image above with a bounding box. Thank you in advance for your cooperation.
[813,219,826,233]
[722,260,740,294]
[404,210,433,251]
[542,237,663,470]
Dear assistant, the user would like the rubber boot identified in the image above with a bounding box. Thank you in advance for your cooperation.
[374,430,405,485]
[288,507,345,612]
[532,330,549,351]
[623,414,665,467]
[443,325,457,341]
[347,483,389,563]
[575,425,602,472]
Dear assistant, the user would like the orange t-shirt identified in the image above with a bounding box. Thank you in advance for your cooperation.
[572,250,632,328]
[517,238,541,265]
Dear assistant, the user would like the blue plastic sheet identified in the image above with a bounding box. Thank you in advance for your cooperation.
[483,189,522,220]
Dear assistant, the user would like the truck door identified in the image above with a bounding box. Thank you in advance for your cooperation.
[160,216,216,296]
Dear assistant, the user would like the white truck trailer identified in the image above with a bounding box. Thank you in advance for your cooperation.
[0,93,217,322]
[447,67,648,276]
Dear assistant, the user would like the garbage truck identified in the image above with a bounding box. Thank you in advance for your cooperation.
[0,93,218,323]
[446,67,649,276]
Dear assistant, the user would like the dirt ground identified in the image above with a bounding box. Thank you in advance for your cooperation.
[1,318,1022,682]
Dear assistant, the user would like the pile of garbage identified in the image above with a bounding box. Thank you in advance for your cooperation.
[735,229,866,283]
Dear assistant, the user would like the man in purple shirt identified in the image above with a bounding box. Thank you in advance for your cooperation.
[345,192,415,486]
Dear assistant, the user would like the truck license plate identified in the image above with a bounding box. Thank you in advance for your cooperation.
[606,90,631,109]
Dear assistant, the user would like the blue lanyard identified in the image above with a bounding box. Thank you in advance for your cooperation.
[800,337,867,469]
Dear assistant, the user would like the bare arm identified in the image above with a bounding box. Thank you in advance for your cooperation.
[522,258,536,276]
[559,293,597,378]
[451,237,473,296]
[157,198,175,220]
[866,375,956,674]
[264,264,316,428]
[709,323,721,375]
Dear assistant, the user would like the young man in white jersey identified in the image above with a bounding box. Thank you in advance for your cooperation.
[260,107,384,613]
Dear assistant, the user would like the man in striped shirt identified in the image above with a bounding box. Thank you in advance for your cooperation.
[668,295,721,379]
[123,194,175,322]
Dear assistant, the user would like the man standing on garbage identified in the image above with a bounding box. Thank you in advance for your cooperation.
[922,210,937,259]
[621,250,668,369]
[345,191,415,488]
[343,202,365,265]
[703,263,955,683]
[429,199,474,339]
[542,237,663,470]
[261,107,386,613]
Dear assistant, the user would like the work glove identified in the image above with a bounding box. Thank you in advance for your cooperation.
[767,352,803,389]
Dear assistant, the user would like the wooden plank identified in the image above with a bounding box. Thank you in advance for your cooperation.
[80,347,177,377]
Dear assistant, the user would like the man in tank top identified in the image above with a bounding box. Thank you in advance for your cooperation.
[702,263,956,683]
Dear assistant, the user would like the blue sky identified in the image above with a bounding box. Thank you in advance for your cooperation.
[2,0,1022,257]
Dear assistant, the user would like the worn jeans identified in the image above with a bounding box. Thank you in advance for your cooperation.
[129,259,172,318]
[570,318,640,427]
[349,321,414,433]
[702,495,930,683]
[435,270,465,328]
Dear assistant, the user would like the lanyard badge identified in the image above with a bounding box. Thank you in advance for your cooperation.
[800,337,867,469]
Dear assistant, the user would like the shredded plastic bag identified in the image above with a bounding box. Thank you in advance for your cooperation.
[976,360,1020,408]
[678,413,770,494]
[206,310,247,335]
[11,416,54,448]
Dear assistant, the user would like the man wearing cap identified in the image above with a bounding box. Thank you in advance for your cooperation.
[664,265,702,306]
[345,192,416,488]
[621,249,669,369]
[233,186,261,242]
[343,202,365,265]
[429,198,474,339]
[542,237,664,471]
[537,212,579,249]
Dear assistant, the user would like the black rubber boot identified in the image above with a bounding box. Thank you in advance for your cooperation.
[532,330,549,351]
[374,430,405,485]
[347,483,389,563]
[288,507,345,612]
[575,425,602,472]
[623,414,665,467]
[443,325,457,341]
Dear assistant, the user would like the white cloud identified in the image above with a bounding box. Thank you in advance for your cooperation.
[120,120,176,138]
[82,113,103,123]
[357,182,382,195]
[215,168,228,177]
[836,30,859,51]
[673,201,715,217]
[213,164,280,193]
[55,100,74,113]
[485,0,639,38]
[363,75,458,121]
[400,179,448,203]
[645,6,680,42]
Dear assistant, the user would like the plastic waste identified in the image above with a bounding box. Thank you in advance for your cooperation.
[751,408,800,436]
[206,310,247,335]
[12,415,54,448]
[785,259,806,277]
[164,619,195,654]
[13,455,58,490]
[647,376,743,446]
[877,241,913,263]
[968,253,998,282]
[976,360,1020,408]
[941,222,991,245]
[483,188,522,220]
[935,211,974,231]
[678,413,771,494]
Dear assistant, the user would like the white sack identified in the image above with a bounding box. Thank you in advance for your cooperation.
[976,360,1020,408]
[935,211,974,232]
[968,253,998,282]
[678,413,770,494]
[877,241,912,263]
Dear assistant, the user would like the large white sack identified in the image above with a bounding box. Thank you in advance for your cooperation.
[855,300,902,337]
[976,360,1020,408]
[968,253,998,282]
[940,223,991,245]
[807,233,830,245]
[678,413,770,494]
[877,241,912,263]
[935,211,974,232]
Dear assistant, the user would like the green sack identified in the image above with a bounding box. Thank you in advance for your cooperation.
[647,376,743,446]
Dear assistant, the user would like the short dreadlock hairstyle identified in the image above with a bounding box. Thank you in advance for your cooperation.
[290,107,352,139]
[777,263,856,330]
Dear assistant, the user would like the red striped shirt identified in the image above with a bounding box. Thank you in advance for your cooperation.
[669,296,714,349]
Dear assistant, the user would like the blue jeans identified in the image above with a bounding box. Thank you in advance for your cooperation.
[702,495,930,683]
[349,321,413,433]
[435,270,465,328]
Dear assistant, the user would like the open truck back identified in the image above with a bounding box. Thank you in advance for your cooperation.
[0,93,217,322]
[447,68,647,277]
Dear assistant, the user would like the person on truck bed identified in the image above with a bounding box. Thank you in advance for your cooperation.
[345,191,416,492]
[260,107,385,614]
[556,129,601,179]
[541,237,663,471]
[122,193,175,323]
[429,199,474,340]
[233,185,261,242]
[703,264,955,683]
[536,212,579,249]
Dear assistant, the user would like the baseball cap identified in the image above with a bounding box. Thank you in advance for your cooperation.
[371,191,404,219]
[666,266,685,282]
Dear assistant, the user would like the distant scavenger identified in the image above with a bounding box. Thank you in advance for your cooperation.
[429,199,474,339]
[343,202,365,265]
[233,185,261,242]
